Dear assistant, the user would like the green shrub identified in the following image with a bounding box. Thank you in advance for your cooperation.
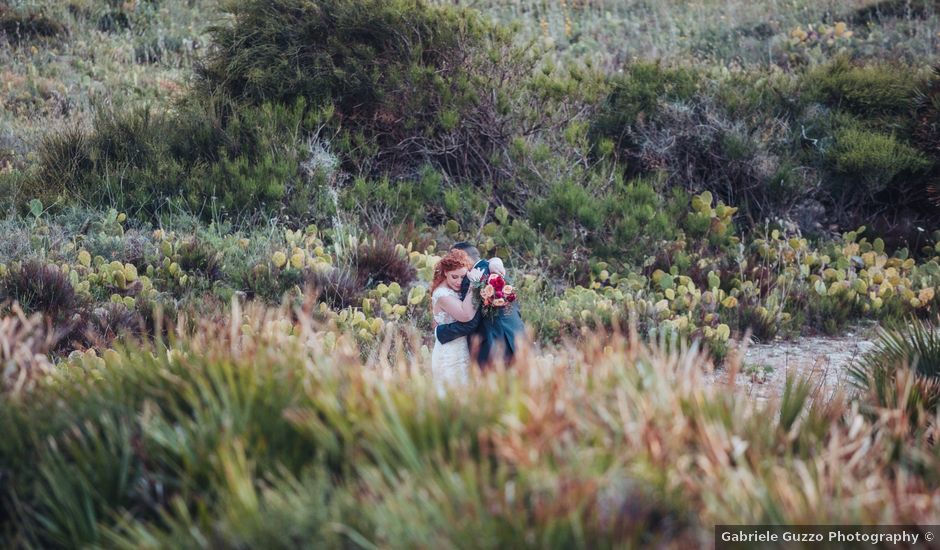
[806,290,858,336]
[0,168,28,215]
[806,57,926,117]
[609,180,686,259]
[712,69,799,121]
[827,125,932,194]
[133,34,186,64]
[589,62,699,158]
[593,70,807,224]
[849,317,940,423]
[339,167,444,227]
[528,174,688,267]
[231,263,302,302]
[196,0,533,181]
[35,99,328,222]
[175,238,223,281]
[529,179,604,233]
[732,303,780,342]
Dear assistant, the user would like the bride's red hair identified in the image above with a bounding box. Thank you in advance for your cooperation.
[431,249,472,297]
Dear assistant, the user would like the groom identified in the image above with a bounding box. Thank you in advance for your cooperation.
[435,242,525,369]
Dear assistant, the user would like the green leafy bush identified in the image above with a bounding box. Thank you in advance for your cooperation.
[339,167,444,227]
[798,60,940,242]
[589,62,700,159]
[806,291,858,335]
[806,57,925,117]
[529,179,604,234]
[608,179,687,261]
[589,65,814,225]
[196,0,534,181]
[827,125,932,195]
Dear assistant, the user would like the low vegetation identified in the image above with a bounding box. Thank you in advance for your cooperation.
[2,305,940,547]
[3,0,940,545]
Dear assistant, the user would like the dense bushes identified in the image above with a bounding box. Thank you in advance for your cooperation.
[586,57,940,246]
[801,60,940,242]
[34,0,575,223]
[589,64,811,226]
[22,0,940,277]
[589,62,700,161]
[825,124,931,198]
[5,305,940,546]
[528,173,687,267]
[196,0,541,182]
[338,166,485,228]
[805,58,927,116]
[36,99,328,222]
[29,0,617,234]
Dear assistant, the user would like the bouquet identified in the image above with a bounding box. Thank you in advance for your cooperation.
[472,272,516,317]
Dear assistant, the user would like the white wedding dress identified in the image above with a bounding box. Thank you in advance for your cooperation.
[431,286,471,395]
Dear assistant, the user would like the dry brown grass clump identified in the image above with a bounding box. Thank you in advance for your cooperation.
[1,302,939,546]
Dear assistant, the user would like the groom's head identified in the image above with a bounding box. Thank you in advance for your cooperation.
[451,241,480,263]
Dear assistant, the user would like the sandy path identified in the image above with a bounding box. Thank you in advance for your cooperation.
[705,324,880,402]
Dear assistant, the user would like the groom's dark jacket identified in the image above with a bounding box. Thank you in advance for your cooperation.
[435,258,524,366]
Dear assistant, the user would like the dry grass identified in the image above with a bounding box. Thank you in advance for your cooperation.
[0,0,210,169]
[0,306,55,394]
[2,300,939,546]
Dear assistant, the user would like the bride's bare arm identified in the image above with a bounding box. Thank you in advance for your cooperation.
[436,290,477,323]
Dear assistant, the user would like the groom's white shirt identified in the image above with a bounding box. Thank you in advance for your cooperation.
[434,258,487,341]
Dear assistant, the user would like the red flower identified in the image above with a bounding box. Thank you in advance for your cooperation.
[489,274,505,291]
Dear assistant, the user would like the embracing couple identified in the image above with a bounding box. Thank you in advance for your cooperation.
[430,242,525,392]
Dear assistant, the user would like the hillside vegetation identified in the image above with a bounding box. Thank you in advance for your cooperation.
[2,0,940,546]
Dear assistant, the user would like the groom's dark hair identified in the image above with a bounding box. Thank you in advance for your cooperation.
[451,241,480,262]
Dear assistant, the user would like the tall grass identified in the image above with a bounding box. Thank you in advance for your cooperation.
[2,302,939,547]
[849,317,940,424]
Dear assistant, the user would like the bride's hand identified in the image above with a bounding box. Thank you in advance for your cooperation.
[467,268,484,283]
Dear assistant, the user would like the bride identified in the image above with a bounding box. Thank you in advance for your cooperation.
[430,249,481,394]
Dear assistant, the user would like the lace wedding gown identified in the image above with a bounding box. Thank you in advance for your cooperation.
[431,286,471,394]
